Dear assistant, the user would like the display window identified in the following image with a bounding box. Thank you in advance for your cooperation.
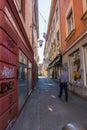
[28,61,32,94]
[18,50,27,110]
[70,50,81,84]
[84,45,87,85]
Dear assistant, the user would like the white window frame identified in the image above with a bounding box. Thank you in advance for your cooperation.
[65,2,75,38]
[81,0,87,20]
[67,9,74,35]
[82,0,87,13]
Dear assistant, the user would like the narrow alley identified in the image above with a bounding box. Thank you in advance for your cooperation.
[0,1,87,130]
[11,77,87,130]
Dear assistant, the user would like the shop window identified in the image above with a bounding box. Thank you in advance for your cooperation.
[28,61,32,94]
[18,50,27,110]
[84,45,87,85]
[70,50,81,84]
[67,9,74,34]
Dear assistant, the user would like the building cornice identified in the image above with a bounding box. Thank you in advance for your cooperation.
[63,31,87,55]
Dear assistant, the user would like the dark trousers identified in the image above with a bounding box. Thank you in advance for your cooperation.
[59,82,68,101]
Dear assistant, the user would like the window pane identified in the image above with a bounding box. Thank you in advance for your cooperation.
[18,50,27,110]
[67,10,73,34]
[28,61,32,94]
[56,5,58,21]
[70,50,81,84]
[84,46,87,84]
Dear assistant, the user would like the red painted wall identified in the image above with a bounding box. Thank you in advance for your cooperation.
[0,0,34,129]
[0,1,18,129]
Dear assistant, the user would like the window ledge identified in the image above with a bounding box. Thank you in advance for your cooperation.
[81,10,87,21]
[65,29,75,42]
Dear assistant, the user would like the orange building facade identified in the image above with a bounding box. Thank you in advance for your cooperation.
[44,0,87,99]
[60,0,87,97]
[0,0,39,129]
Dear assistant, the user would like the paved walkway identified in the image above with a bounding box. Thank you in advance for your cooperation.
[11,77,87,130]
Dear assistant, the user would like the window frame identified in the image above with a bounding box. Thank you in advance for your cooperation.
[56,4,58,22]
[66,8,74,35]
[65,2,75,41]
[69,49,82,84]
[81,0,87,20]
[82,0,87,13]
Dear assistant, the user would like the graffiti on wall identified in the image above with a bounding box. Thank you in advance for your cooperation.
[1,66,14,78]
[0,81,14,94]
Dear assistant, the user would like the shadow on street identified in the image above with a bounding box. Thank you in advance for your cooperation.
[11,76,87,130]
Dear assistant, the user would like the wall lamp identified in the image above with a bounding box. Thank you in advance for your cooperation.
[33,39,43,48]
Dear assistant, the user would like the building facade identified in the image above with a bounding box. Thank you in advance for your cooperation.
[59,0,87,98]
[44,0,62,79]
[0,0,39,129]
[44,0,87,99]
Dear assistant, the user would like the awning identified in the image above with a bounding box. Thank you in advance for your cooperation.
[48,54,62,69]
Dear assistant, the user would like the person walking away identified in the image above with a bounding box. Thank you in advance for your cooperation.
[58,68,69,102]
